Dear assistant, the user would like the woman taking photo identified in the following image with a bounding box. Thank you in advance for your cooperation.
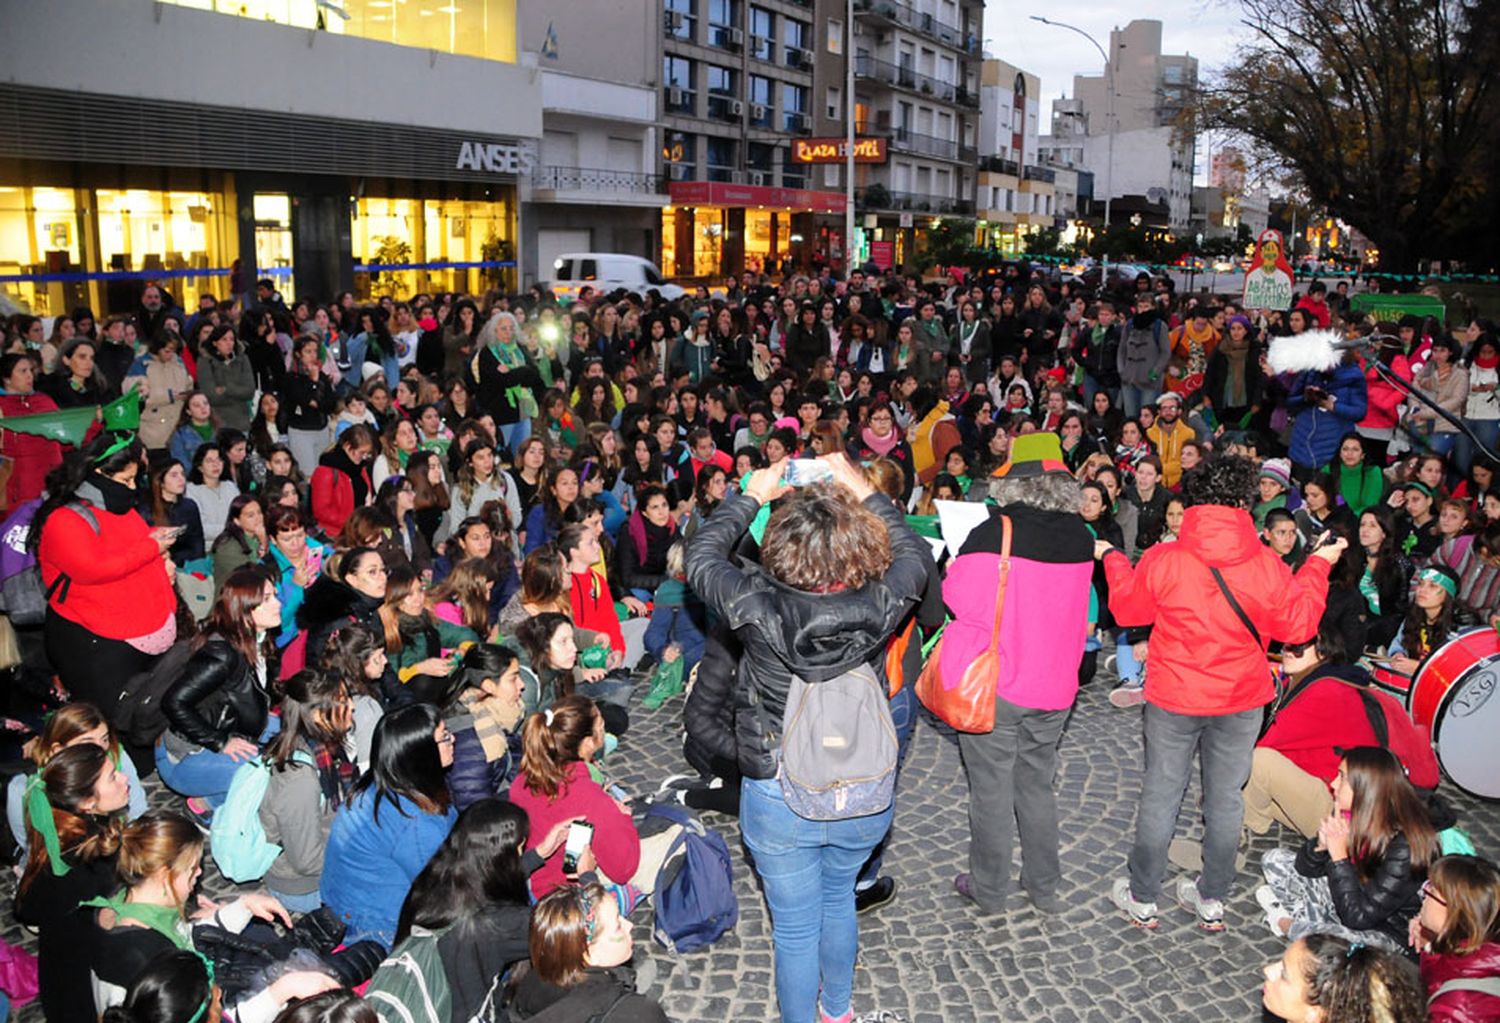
[258,669,358,913]
[436,644,526,811]
[35,435,177,720]
[377,564,476,704]
[508,696,642,902]
[508,881,670,1023]
[157,567,280,818]
[322,704,458,948]
[15,742,131,1021]
[186,443,241,548]
[265,506,331,648]
[685,452,928,1023]
[144,458,207,571]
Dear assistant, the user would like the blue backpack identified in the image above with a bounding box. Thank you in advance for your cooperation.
[644,803,737,954]
[210,750,315,883]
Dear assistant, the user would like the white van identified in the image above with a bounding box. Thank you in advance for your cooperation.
[549,253,686,303]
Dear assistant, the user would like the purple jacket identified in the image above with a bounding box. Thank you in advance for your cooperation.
[939,504,1094,711]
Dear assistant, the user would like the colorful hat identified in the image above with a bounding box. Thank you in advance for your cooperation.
[1259,457,1292,492]
[992,432,1070,478]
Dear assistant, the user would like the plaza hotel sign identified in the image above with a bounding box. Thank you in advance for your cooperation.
[791,137,889,164]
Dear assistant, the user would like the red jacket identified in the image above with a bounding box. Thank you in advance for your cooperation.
[38,502,175,640]
[1358,352,1413,433]
[1258,664,1440,787]
[509,760,640,899]
[310,451,372,538]
[570,567,624,654]
[0,392,63,509]
[1104,505,1332,715]
[1294,295,1331,329]
[1422,942,1500,1023]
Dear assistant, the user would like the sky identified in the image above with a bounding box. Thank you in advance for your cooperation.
[981,0,1248,178]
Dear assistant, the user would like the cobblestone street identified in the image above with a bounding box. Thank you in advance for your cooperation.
[8,667,1498,1022]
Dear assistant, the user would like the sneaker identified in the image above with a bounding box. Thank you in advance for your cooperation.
[1103,652,1119,676]
[855,876,897,915]
[1175,876,1226,932]
[1109,683,1146,708]
[852,1013,911,1023]
[183,797,214,828]
[652,773,700,799]
[1255,885,1288,918]
[1110,877,1159,929]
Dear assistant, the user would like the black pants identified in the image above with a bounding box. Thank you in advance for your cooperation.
[44,609,159,774]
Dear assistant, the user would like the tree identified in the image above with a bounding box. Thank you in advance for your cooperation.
[920,218,976,269]
[1206,0,1499,271]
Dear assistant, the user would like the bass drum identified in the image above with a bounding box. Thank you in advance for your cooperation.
[1407,628,1500,800]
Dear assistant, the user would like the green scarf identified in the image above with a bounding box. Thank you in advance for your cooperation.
[487,342,537,418]
[80,890,192,950]
[24,775,69,877]
[192,421,215,441]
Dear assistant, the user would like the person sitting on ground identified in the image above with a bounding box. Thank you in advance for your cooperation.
[437,643,527,811]
[1409,854,1500,1022]
[1259,746,1441,952]
[318,624,396,772]
[377,564,477,704]
[1386,564,1479,678]
[1260,933,1426,1023]
[506,881,670,1023]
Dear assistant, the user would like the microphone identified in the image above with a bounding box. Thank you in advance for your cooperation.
[1266,330,1394,374]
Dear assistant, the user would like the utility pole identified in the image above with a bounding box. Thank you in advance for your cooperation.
[845,0,855,277]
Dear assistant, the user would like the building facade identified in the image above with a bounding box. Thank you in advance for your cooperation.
[1062,19,1197,230]
[658,0,851,279]
[518,1,668,288]
[1,0,541,316]
[975,59,1054,253]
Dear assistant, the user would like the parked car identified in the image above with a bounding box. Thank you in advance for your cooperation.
[548,253,685,303]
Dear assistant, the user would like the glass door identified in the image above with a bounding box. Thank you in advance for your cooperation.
[253,194,295,302]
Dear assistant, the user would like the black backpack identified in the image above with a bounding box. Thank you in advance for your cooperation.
[110,639,196,747]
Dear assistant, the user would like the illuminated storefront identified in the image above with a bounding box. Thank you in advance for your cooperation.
[661,181,847,280]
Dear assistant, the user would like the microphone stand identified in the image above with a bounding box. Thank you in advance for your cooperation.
[1358,346,1500,466]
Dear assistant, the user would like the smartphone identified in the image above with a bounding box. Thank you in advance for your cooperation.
[782,459,834,487]
[561,820,594,875]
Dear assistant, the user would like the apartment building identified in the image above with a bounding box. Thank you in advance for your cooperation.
[974,59,1054,254]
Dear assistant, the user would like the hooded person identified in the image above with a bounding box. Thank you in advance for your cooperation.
[1099,456,1346,932]
[943,432,1095,915]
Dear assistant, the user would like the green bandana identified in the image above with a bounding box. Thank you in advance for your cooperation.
[80,890,192,950]
[24,775,69,877]
[1418,567,1458,598]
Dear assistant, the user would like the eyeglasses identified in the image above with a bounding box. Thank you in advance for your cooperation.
[1420,880,1447,906]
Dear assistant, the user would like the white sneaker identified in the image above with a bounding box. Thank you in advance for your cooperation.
[1175,875,1226,932]
[1110,877,1159,929]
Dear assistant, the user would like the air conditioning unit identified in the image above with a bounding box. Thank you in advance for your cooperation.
[668,163,693,181]
[726,27,744,48]
[751,103,769,120]
[789,113,810,133]
[667,87,686,107]
[664,10,683,31]
[752,35,772,55]
[747,171,766,186]
[728,99,745,116]
[788,46,811,69]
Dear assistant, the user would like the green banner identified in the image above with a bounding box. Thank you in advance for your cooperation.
[0,392,140,447]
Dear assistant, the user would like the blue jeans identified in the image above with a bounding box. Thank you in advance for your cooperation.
[856,683,917,891]
[1120,382,1160,418]
[155,719,281,809]
[741,776,894,1023]
[267,887,323,914]
[1116,632,1144,684]
[1127,704,1261,902]
[643,604,707,672]
[497,418,531,451]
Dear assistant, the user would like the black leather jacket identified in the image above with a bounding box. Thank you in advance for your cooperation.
[162,637,269,751]
[1295,830,1425,949]
[684,489,929,779]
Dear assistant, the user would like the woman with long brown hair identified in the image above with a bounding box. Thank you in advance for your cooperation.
[495,541,571,636]
[1261,745,1442,951]
[15,743,132,1021]
[1410,854,1500,1019]
[430,556,500,635]
[156,566,282,819]
[507,696,641,902]
[403,448,450,549]
[142,457,207,569]
[377,564,477,704]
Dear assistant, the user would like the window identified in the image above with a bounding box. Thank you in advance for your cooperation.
[827,18,843,55]
[707,0,737,27]
[783,84,808,131]
[664,0,694,40]
[664,55,693,88]
[781,148,806,189]
[826,86,842,120]
[1163,64,1184,85]
[749,75,773,126]
[783,18,808,65]
[706,65,737,96]
[749,6,774,60]
[748,142,775,171]
[664,132,695,174]
[706,137,736,182]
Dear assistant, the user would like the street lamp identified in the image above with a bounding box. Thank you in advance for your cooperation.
[1030,16,1116,272]
[845,0,855,275]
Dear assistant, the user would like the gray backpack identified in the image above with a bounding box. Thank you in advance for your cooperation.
[776,663,897,820]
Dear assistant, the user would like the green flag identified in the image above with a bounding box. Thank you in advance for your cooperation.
[0,405,97,446]
[102,391,141,432]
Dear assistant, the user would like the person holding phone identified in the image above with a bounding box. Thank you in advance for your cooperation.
[1286,353,1369,479]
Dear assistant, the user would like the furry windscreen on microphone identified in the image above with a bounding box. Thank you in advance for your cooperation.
[1266,330,1348,375]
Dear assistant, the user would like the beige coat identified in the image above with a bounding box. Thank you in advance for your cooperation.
[127,355,193,450]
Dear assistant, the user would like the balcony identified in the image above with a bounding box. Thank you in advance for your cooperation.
[979,156,1020,176]
[888,127,976,163]
[532,166,668,206]
[856,187,974,216]
[852,0,967,51]
[854,55,957,102]
[955,85,980,109]
[1022,165,1056,184]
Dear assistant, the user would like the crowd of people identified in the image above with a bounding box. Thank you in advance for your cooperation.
[0,261,1497,1023]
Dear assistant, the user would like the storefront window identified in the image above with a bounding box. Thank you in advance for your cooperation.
[353,193,516,299]
[744,210,789,271]
[0,186,83,317]
[96,187,232,311]
[660,207,722,279]
[159,0,517,64]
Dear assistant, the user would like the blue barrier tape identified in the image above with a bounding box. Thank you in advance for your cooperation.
[0,259,513,285]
